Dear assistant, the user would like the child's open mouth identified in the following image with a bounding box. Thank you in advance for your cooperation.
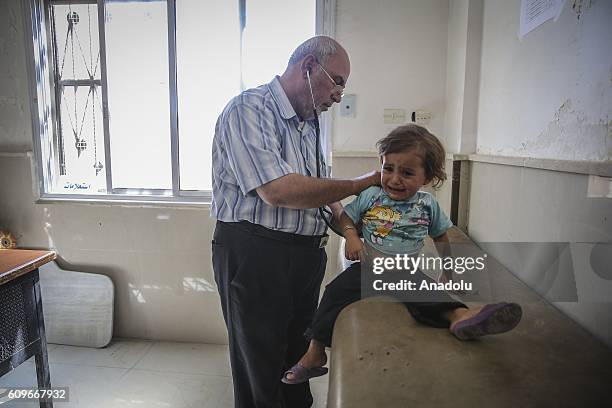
[387,186,406,194]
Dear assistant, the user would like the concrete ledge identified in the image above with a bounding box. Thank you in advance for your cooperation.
[333,151,378,158]
[468,154,612,177]
[334,151,612,177]
[327,227,612,407]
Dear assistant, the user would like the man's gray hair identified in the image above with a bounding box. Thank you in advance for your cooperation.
[288,36,339,66]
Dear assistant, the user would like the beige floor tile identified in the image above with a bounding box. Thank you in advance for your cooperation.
[48,339,153,368]
[134,341,231,376]
[0,339,329,407]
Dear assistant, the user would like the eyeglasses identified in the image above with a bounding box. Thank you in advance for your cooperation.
[317,62,344,98]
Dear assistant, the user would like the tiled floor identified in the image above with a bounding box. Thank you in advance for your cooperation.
[0,339,329,407]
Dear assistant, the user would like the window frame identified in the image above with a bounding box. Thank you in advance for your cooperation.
[24,0,336,205]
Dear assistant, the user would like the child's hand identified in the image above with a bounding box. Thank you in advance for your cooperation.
[345,236,365,261]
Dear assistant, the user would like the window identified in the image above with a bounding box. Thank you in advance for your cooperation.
[25,0,334,203]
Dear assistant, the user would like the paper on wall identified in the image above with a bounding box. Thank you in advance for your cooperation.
[519,0,565,38]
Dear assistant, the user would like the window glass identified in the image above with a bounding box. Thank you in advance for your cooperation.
[176,0,315,191]
[50,3,105,194]
[242,0,315,89]
[105,0,172,190]
[176,0,240,191]
[36,0,321,198]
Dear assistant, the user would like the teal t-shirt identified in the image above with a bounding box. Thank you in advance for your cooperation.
[344,186,453,256]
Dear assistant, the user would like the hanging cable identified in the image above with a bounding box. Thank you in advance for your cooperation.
[313,112,342,237]
[306,69,343,237]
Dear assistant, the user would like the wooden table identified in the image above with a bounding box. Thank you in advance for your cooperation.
[1,249,56,407]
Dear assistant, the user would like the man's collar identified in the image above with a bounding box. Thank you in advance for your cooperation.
[269,76,298,120]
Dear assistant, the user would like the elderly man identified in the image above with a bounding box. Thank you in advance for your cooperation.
[211,36,378,408]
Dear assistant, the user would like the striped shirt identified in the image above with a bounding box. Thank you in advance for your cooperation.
[210,76,330,236]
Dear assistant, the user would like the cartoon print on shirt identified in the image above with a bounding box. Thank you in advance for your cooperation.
[362,204,402,245]
[408,198,430,226]
[414,198,425,212]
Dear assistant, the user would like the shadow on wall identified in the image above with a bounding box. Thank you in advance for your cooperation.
[479,242,612,303]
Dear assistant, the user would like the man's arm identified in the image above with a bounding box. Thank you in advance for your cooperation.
[256,171,380,209]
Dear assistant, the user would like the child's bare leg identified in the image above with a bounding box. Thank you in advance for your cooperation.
[285,339,327,381]
[443,305,483,329]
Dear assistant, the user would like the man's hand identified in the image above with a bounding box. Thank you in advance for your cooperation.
[352,171,381,191]
[256,170,381,210]
[345,235,365,261]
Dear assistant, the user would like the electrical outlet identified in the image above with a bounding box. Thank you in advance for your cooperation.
[587,175,612,198]
[412,109,432,125]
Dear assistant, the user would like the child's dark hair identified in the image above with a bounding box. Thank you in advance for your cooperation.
[376,124,447,189]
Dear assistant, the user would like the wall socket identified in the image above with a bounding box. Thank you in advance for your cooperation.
[412,109,432,125]
[587,175,612,198]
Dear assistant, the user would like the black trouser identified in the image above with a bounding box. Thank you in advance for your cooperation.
[306,262,467,347]
[212,221,327,408]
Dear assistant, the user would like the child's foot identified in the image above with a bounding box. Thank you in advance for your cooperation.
[281,363,328,384]
[450,302,522,340]
[282,348,328,384]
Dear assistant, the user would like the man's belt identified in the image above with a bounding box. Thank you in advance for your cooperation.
[221,221,329,248]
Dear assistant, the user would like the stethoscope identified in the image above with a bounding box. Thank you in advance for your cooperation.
[306,69,343,237]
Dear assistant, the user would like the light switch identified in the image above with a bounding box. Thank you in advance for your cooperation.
[340,94,356,117]
[383,109,406,124]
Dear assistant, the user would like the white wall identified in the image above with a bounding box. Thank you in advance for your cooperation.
[0,153,231,344]
[445,0,482,154]
[333,0,449,152]
[465,0,612,346]
[476,0,612,161]
[0,0,33,151]
[468,162,612,346]
[445,0,470,154]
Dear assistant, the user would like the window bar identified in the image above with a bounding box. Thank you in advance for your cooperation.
[171,0,206,198]
[238,0,246,91]
[50,0,95,5]
[58,79,102,87]
[316,0,335,172]
[97,0,113,193]
[48,4,66,176]
[24,0,53,194]
[167,0,180,195]
[42,1,62,190]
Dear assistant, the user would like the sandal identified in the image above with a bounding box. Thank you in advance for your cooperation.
[281,363,329,384]
[451,302,522,340]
